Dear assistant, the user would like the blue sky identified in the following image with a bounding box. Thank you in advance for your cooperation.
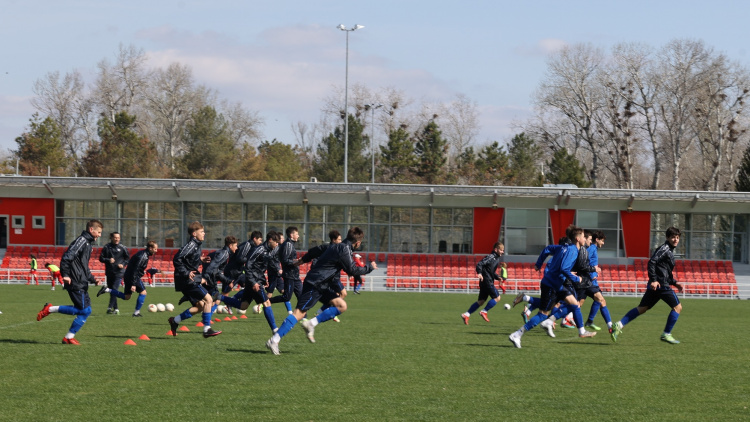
[2,0,749,154]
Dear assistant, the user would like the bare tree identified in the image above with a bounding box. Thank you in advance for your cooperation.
[437,93,480,166]
[92,44,150,123]
[220,99,264,147]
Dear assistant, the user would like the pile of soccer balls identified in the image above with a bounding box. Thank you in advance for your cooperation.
[148,303,174,312]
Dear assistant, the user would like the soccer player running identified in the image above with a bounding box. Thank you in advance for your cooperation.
[461,242,505,324]
[44,262,63,290]
[202,235,238,314]
[508,225,596,348]
[223,231,263,294]
[168,221,221,338]
[269,227,301,315]
[266,227,376,355]
[220,231,281,333]
[37,219,104,345]
[97,241,158,317]
[26,253,39,285]
[611,227,684,344]
[581,230,613,332]
[99,232,129,315]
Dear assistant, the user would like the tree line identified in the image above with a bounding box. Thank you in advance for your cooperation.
[4,42,750,191]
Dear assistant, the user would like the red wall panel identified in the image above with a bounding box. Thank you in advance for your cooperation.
[0,198,56,245]
[549,209,576,243]
[620,210,651,258]
[472,208,504,254]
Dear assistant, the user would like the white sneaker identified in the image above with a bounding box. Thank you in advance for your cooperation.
[51,287,55,291]
[288,310,293,315]
[508,332,522,348]
[266,338,280,355]
[300,319,316,343]
[333,316,341,323]
[540,319,556,338]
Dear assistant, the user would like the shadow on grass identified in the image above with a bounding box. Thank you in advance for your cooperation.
[0,338,43,344]
[226,348,276,355]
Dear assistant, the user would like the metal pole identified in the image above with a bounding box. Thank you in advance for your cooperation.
[371,106,375,183]
[344,30,349,184]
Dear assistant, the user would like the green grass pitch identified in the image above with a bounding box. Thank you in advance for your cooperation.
[0,284,747,421]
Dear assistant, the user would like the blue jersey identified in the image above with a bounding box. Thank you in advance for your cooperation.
[587,243,599,286]
[535,243,580,291]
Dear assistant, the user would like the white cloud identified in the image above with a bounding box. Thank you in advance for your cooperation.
[514,38,568,57]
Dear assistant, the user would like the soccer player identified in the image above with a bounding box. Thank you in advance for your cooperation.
[508,225,596,348]
[461,242,505,324]
[265,233,284,299]
[220,231,281,332]
[26,253,39,285]
[611,227,684,344]
[265,227,376,355]
[223,231,263,293]
[37,219,103,345]
[145,267,161,287]
[45,262,63,290]
[97,241,158,317]
[581,230,612,332]
[202,235,238,313]
[269,227,301,314]
[99,232,130,315]
[168,221,221,338]
[298,230,343,322]
[351,254,366,294]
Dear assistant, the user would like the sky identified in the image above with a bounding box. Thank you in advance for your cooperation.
[2,0,750,155]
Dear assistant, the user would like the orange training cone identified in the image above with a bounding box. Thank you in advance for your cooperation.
[214,318,221,323]
[178,326,190,332]
[231,316,238,320]
[224,317,232,321]
[124,339,137,346]
[138,334,150,341]
[240,315,248,319]
[166,331,175,336]
[196,322,204,327]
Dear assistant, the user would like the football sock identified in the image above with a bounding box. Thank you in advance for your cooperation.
[571,305,584,332]
[174,310,193,323]
[110,290,126,299]
[316,306,341,324]
[211,304,218,313]
[284,301,292,313]
[621,308,640,326]
[49,306,60,313]
[600,305,612,324]
[64,332,75,340]
[522,294,531,302]
[524,312,548,331]
[263,306,277,330]
[664,310,679,334]
[201,312,212,326]
[135,294,145,311]
[56,305,77,315]
[275,314,298,339]
[587,301,602,323]
[467,302,480,314]
[483,299,498,312]
[221,296,242,309]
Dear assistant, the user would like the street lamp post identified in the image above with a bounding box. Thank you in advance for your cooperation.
[365,103,383,183]
[337,24,363,184]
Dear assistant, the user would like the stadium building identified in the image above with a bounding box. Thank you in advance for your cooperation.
[0,176,748,297]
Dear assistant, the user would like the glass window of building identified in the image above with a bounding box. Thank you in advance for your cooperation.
[504,209,549,255]
[578,210,624,258]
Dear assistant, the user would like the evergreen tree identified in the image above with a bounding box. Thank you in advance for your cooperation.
[257,139,309,181]
[82,111,159,178]
[414,120,448,184]
[453,146,477,185]
[312,115,369,183]
[545,147,591,187]
[176,106,240,179]
[476,141,511,185]
[379,124,418,183]
[508,132,543,186]
[736,144,750,191]
[13,114,68,176]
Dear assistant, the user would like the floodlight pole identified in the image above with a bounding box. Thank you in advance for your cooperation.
[337,24,363,184]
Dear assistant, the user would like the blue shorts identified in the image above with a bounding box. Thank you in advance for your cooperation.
[478,283,500,302]
[68,288,91,310]
[295,282,339,313]
[639,286,680,309]
[539,284,576,312]
[240,284,269,304]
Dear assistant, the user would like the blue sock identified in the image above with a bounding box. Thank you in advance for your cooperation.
[57,305,78,316]
[111,290,126,300]
[664,310,679,334]
[483,299,497,312]
[551,305,569,320]
[284,301,292,313]
[202,312,212,325]
[68,306,91,333]
[467,302,480,314]
[263,305,277,330]
[621,308,640,326]
[571,305,584,328]
[233,290,244,299]
[222,296,242,309]
[587,301,601,323]
[600,305,612,324]
[316,306,341,323]
[524,312,548,331]
[211,304,218,313]
[527,297,539,312]
[179,309,193,321]
[276,314,298,338]
[135,294,145,311]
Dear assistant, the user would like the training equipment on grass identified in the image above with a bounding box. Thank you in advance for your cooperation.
[156,303,166,312]
[148,303,158,312]
[504,303,511,310]
[165,303,174,312]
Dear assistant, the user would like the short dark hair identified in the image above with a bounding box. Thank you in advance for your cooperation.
[328,230,341,242]
[584,229,593,238]
[346,227,365,243]
[187,221,203,236]
[250,231,263,241]
[493,242,504,250]
[110,232,120,239]
[266,231,281,243]
[146,240,157,249]
[592,230,606,241]
[666,227,681,238]
[286,226,298,237]
[87,219,103,230]
[224,236,237,247]
[566,224,583,241]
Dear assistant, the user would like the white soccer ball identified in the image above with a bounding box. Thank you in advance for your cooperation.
[504,303,512,310]
[252,304,262,314]
[148,303,158,312]
[237,309,247,315]
[156,303,166,312]
[165,303,174,312]
[216,305,227,314]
